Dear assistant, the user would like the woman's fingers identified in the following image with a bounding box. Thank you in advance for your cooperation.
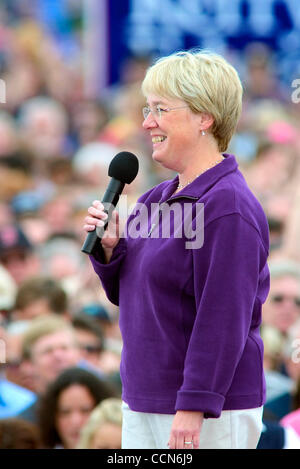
[103,210,119,239]
[83,200,109,233]
[84,215,103,225]
[83,200,120,252]
[168,411,203,449]
[92,200,103,209]
[83,224,95,232]
[182,435,194,450]
[88,205,108,220]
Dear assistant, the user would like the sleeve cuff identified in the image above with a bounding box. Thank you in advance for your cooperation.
[175,390,225,419]
[89,238,127,275]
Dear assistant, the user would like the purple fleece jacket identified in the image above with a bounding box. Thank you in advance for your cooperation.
[90,154,270,418]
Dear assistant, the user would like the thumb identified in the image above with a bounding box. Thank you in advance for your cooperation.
[106,209,119,237]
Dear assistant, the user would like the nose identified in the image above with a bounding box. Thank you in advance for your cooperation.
[68,410,87,432]
[142,111,158,129]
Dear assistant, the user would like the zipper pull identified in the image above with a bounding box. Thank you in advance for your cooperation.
[148,223,156,237]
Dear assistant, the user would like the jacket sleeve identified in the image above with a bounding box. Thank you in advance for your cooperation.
[89,238,127,306]
[175,213,268,418]
[88,185,157,305]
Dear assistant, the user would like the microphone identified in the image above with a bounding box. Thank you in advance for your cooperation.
[81,151,139,255]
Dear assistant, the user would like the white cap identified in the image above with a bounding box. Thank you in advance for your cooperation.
[0,265,17,310]
[72,142,119,174]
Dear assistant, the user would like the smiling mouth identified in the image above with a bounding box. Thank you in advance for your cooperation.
[152,136,167,143]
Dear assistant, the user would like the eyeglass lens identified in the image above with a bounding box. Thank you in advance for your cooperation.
[272,294,300,307]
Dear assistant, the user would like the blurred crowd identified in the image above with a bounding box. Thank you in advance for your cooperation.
[0,3,300,450]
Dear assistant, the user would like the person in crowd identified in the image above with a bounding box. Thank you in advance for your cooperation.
[70,98,110,147]
[243,43,289,103]
[12,276,69,321]
[280,373,300,441]
[79,302,122,374]
[20,315,80,394]
[0,154,31,205]
[17,315,80,422]
[281,181,300,264]
[84,49,270,449]
[37,367,116,449]
[257,418,300,449]
[0,418,42,449]
[0,202,15,230]
[261,259,300,347]
[71,313,105,371]
[0,111,20,157]
[78,398,122,449]
[3,320,34,391]
[0,224,40,285]
[38,234,86,299]
[71,312,122,394]
[17,96,70,160]
[0,264,17,320]
[40,190,76,237]
[243,142,298,226]
[281,321,300,384]
[71,141,118,190]
[261,261,300,424]
[3,277,70,391]
[0,322,37,419]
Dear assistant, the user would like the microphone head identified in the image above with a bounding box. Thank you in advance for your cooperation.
[108,151,139,184]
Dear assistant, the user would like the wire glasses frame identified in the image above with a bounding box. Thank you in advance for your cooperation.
[271,294,300,307]
[142,105,189,120]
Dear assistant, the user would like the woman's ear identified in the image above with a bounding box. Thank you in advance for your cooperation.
[199,112,214,131]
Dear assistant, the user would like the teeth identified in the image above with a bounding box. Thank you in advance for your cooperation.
[152,136,166,143]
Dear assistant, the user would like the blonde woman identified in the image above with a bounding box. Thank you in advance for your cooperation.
[84,50,270,449]
[77,398,122,449]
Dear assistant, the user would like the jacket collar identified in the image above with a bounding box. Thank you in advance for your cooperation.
[160,154,238,203]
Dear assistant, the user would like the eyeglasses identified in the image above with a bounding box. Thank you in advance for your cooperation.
[142,105,189,120]
[271,294,300,307]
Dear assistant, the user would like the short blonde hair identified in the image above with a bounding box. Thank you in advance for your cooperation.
[77,398,122,449]
[142,49,243,152]
[21,315,76,359]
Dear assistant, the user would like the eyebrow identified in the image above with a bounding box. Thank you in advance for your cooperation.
[146,100,168,106]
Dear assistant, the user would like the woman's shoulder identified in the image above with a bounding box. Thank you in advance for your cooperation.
[201,173,269,236]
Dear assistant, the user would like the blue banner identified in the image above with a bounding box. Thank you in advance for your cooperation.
[108,0,300,86]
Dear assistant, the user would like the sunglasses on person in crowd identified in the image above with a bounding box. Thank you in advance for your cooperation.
[80,344,102,354]
[271,294,300,307]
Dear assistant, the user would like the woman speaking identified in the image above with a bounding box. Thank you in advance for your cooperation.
[83,50,270,449]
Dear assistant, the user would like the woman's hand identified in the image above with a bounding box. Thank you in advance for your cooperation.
[168,410,204,449]
[83,200,120,262]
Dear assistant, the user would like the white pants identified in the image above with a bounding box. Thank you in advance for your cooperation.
[122,402,263,449]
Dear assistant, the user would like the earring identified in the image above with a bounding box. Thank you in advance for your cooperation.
[201,130,206,136]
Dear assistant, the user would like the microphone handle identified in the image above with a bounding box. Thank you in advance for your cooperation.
[81,178,125,255]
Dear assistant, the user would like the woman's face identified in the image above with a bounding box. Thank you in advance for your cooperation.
[89,422,122,449]
[55,384,96,449]
[142,94,203,173]
[263,275,300,333]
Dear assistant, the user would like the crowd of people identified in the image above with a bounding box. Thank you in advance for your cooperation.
[0,4,300,449]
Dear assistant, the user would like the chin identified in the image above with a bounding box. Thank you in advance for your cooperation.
[152,154,176,173]
[152,150,168,166]
[152,149,162,160]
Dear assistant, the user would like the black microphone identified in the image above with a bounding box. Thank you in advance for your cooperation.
[81,151,139,255]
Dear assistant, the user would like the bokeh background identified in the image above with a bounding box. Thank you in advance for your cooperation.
[0,0,300,449]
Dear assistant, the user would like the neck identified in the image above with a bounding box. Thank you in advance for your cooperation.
[177,152,224,189]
